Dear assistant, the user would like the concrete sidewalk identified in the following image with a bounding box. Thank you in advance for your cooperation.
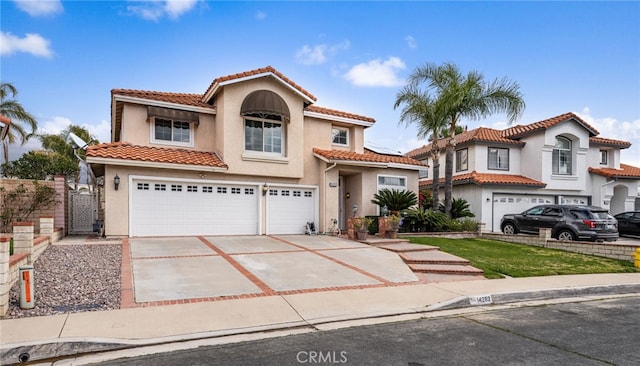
[2,272,639,365]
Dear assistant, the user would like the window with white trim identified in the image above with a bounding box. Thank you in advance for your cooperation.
[455,148,468,172]
[377,175,407,191]
[331,127,349,146]
[599,150,608,165]
[488,147,509,170]
[552,136,572,175]
[244,115,283,154]
[152,118,192,146]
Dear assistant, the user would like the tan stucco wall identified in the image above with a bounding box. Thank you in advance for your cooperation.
[119,104,216,151]
[213,79,305,178]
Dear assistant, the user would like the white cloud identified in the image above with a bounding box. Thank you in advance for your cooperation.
[255,10,266,20]
[128,0,200,21]
[405,35,417,49]
[38,116,73,136]
[344,57,406,87]
[295,40,350,65]
[13,0,62,16]
[575,107,640,167]
[0,31,53,58]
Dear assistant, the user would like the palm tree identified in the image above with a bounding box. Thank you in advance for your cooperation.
[0,82,38,165]
[407,63,525,216]
[394,83,448,211]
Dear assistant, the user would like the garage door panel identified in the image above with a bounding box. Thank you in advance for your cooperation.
[131,180,258,237]
[267,188,316,234]
[492,194,555,232]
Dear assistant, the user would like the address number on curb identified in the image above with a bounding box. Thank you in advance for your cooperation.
[469,294,493,306]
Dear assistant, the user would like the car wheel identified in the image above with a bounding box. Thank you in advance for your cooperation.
[502,223,517,235]
[557,230,576,241]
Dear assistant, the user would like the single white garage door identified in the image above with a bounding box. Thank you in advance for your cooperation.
[131,179,259,237]
[266,187,316,234]
[492,194,555,232]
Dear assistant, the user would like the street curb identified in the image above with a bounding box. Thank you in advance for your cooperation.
[425,283,640,312]
[2,284,639,365]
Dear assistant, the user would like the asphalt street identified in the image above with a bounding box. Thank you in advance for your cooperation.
[93,295,640,366]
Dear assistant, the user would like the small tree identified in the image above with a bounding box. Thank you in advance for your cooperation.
[439,197,475,219]
[1,150,78,180]
[0,181,57,232]
[371,189,418,215]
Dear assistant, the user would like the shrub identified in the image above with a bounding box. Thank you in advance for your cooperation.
[371,189,418,214]
[0,181,57,232]
[439,197,475,219]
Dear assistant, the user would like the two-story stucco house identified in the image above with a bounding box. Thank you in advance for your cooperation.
[407,112,640,232]
[86,66,425,237]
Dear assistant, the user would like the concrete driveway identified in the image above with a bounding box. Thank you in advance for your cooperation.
[126,235,419,304]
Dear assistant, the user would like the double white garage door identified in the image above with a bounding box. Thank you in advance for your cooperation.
[130,178,316,237]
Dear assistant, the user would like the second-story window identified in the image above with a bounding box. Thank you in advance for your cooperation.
[599,150,608,165]
[455,148,468,172]
[488,147,509,170]
[552,136,572,175]
[245,115,283,154]
[332,127,349,146]
[153,118,191,145]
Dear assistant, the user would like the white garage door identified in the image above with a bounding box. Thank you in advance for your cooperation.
[266,187,316,234]
[131,179,259,237]
[492,194,555,232]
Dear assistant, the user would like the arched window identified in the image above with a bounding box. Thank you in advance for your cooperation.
[552,136,572,175]
[241,90,289,155]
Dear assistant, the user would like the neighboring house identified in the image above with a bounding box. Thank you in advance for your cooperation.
[407,112,640,232]
[87,66,425,237]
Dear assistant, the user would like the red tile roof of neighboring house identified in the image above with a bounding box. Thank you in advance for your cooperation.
[111,89,215,109]
[588,164,640,179]
[589,136,632,148]
[313,148,426,167]
[203,66,317,103]
[420,171,546,188]
[502,112,599,138]
[406,127,523,159]
[306,105,375,123]
[86,142,228,168]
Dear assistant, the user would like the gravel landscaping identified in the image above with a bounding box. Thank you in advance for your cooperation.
[5,243,122,319]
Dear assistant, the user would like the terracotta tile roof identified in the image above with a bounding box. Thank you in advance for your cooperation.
[420,171,546,188]
[588,164,640,179]
[589,136,631,148]
[203,66,317,102]
[502,112,599,138]
[406,127,523,159]
[111,89,214,110]
[313,148,427,167]
[86,142,228,169]
[306,105,375,123]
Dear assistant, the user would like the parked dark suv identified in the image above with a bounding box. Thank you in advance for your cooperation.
[500,205,618,242]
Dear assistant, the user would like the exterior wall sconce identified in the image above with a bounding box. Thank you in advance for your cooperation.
[346,192,350,199]
[352,204,358,217]
[114,174,120,191]
[262,183,269,196]
[381,205,389,217]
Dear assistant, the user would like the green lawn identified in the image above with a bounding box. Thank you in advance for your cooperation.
[408,237,639,279]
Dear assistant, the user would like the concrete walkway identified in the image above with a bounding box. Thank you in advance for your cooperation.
[2,272,639,364]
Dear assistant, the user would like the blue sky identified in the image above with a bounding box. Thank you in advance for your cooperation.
[2,0,639,166]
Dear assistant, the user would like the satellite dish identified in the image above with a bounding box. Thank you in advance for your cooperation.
[68,132,89,150]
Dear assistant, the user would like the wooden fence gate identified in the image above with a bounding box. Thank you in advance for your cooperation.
[69,191,98,234]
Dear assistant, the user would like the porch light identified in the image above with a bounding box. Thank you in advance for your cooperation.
[382,205,389,217]
[114,174,120,191]
[352,204,358,217]
[262,183,269,196]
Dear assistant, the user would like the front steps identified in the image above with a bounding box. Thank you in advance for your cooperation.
[364,239,485,282]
